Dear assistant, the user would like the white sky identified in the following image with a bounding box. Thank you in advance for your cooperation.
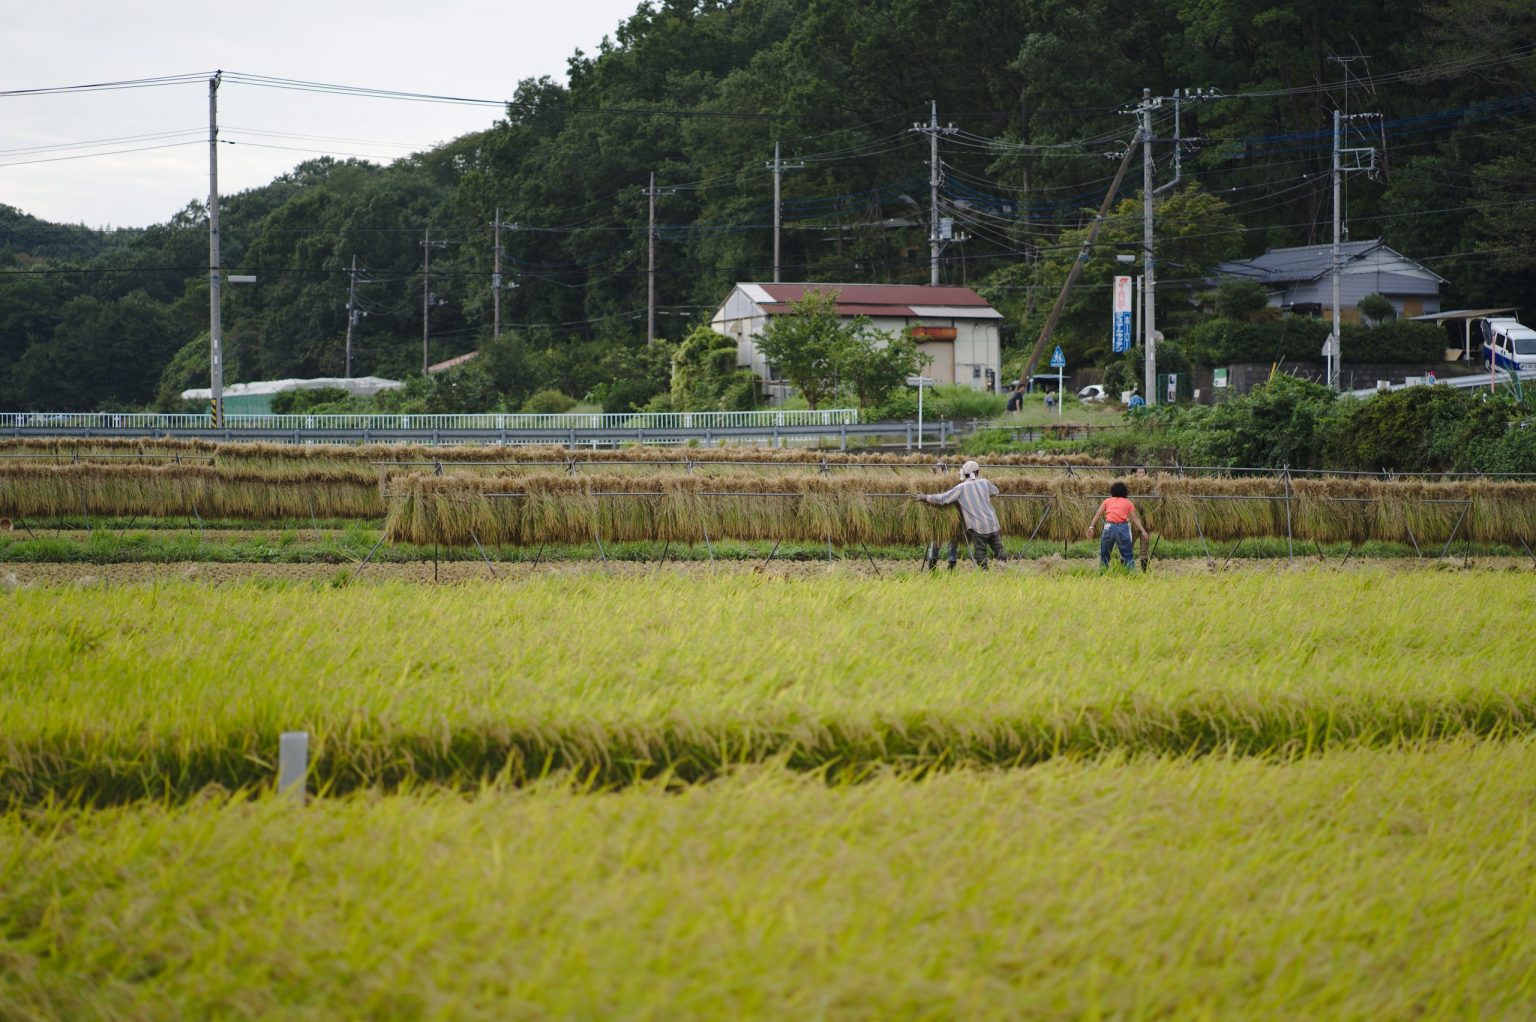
[0,0,642,228]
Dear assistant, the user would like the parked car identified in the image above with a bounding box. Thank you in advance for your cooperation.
[1077,384,1107,402]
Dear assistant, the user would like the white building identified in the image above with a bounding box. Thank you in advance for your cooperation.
[711,282,1003,402]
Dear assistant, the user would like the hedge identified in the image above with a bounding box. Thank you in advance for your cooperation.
[1179,317,1447,365]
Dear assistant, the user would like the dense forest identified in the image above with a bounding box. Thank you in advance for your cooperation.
[2,0,1534,412]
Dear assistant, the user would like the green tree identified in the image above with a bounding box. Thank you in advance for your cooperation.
[671,326,757,411]
[838,326,930,410]
[754,289,847,409]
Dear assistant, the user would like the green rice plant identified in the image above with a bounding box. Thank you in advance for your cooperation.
[3,571,1535,805]
[4,741,1536,1019]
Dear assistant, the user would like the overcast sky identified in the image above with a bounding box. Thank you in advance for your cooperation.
[1,0,642,229]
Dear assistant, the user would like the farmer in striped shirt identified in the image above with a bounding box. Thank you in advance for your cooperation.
[918,460,1007,569]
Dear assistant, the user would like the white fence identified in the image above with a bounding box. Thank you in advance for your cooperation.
[1,409,860,432]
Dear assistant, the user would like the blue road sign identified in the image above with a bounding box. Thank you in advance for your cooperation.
[1049,345,1066,368]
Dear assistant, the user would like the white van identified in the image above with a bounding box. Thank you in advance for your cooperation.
[1479,317,1536,373]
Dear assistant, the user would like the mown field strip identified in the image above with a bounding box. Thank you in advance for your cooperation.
[4,742,1535,1019]
[3,571,1534,803]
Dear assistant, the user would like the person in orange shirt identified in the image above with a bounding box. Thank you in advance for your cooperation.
[1087,480,1149,569]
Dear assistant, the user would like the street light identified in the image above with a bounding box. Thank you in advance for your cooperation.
[906,375,935,451]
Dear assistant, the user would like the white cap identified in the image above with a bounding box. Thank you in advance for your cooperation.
[961,460,980,479]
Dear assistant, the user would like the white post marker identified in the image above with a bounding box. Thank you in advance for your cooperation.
[278,731,309,801]
[1049,345,1067,417]
[906,375,935,451]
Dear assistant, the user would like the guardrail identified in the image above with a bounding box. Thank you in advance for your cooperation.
[1,415,951,451]
[0,409,860,432]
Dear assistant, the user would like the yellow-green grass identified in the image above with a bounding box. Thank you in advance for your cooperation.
[384,471,1536,547]
[3,743,1536,1019]
[4,571,1535,804]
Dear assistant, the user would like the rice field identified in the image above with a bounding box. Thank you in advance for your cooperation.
[6,558,1536,1015]
[4,570,1534,804]
[4,742,1535,1020]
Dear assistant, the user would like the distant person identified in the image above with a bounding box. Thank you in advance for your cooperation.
[1127,390,1146,410]
[917,460,1006,570]
[1088,480,1150,569]
[1044,391,1056,412]
[1005,381,1026,413]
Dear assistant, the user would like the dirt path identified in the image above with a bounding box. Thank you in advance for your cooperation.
[4,554,1531,587]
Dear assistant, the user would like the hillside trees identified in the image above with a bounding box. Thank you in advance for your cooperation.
[4,0,1536,411]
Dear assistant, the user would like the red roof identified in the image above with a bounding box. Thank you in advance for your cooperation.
[745,282,996,318]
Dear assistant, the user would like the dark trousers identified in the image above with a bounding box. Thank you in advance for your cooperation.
[948,528,1007,569]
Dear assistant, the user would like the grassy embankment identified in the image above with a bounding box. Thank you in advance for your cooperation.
[2,743,1534,1019]
[4,571,1534,804]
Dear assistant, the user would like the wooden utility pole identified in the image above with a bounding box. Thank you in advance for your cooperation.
[1020,140,1138,383]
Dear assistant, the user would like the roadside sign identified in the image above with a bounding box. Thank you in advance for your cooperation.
[1112,276,1133,353]
[1049,345,1066,368]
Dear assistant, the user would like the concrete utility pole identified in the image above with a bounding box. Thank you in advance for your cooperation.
[910,101,959,286]
[344,255,359,378]
[644,174,676,345]
[420,228,447,374]
[1330,109,1343,390]
[490,208,519,339]
[1328,111,1382,390]
[1140,89,1159,406]
[207,71,223,427]
[766,142,804,283]
[1327,55,1377,390]
[648,173,657,346]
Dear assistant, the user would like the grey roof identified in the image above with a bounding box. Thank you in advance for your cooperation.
[1214,240,1386,284]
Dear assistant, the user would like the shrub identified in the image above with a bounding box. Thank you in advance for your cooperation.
[1322,387,1521,472]
[271,388,350,415]
[1214,280,1271,320]
[521,389,577,415]
[927,385,1007,420]
[1179,317,1444,365]
[1170,375,1338,468]
[1357,292,1397,323]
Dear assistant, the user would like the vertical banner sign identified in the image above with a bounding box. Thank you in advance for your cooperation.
[1112,275,1133,353]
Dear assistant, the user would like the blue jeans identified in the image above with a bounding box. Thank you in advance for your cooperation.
[1100,522,1134,568]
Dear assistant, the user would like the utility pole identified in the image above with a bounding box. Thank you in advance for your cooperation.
[420,228,447,374]
[766,142,805,283]
[644,173,676,345]
[910,101,959,286]
[1327,56,1378,391]
[1140,89,1159,406]
[490,208,519,339]
[1330,109,1342,390]
[344,255,359,378]
[1020,140,1139,382]
[207,71,223,427]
